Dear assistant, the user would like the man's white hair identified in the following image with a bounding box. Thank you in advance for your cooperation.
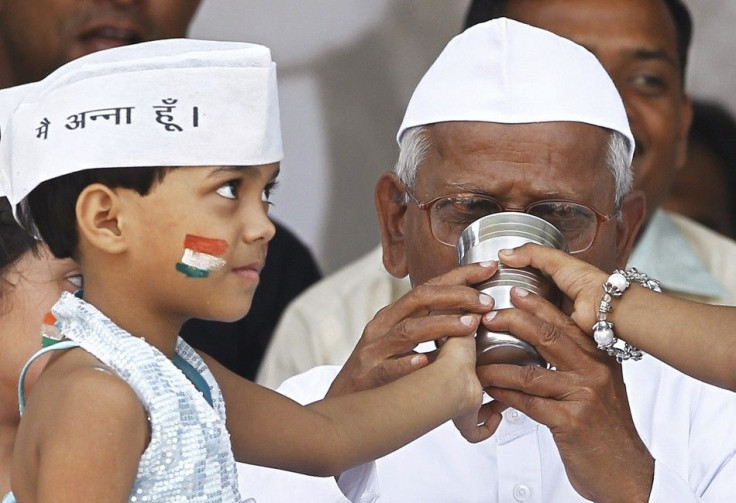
[394,125,632,210]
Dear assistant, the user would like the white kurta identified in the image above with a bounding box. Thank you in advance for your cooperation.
[240,359,736,502]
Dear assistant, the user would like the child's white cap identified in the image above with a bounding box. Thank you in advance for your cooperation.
[0,83,38,200]
[1,38,282,207]
[397,18,634,163]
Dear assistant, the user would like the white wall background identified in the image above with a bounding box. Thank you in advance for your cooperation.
[189,0,736,274]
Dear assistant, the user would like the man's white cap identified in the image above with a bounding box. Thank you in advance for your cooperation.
[397,18,634,162]
[1,38,282,207]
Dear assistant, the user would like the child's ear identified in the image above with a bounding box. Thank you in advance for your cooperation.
[75,183,127,254]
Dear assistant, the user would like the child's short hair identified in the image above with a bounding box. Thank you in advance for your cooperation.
[21,167,171,259]
[0,197,37,302]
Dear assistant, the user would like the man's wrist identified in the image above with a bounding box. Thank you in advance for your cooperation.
[600,450,654,503]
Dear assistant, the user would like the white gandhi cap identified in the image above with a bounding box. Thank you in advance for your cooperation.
[397,18,634,162]
[0,38,282,208]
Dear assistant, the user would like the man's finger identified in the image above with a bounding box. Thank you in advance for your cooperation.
[377,313,482,353]
[482,307,592,371]
[483,386,561,430]
[477,363,574,399]
[425,260,499,287]
[369,281,494,331]
[507,287,601,353]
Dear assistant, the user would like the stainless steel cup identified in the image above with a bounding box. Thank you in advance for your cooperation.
[456,212,567,367]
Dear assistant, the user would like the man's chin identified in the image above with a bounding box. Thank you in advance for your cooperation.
[75,37,137,58]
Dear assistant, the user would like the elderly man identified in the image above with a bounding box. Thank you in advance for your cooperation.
[257,0,736,397]
[240,18,736,503]
[0,0,322,380]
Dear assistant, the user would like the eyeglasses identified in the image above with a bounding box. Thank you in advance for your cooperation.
[405,192,617,254]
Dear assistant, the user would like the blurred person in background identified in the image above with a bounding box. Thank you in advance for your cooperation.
[662,99,736,239]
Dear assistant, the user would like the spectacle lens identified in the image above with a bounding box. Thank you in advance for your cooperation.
[429,195,599,253]
[527,201,597,253]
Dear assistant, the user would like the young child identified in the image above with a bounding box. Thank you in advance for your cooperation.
[497,243,736,392]
[0,40,501,502]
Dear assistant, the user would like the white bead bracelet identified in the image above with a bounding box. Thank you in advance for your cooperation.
[592,268,661,362]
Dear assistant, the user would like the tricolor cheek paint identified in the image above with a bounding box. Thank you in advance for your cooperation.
[176,234,229,278]
[41,312,63,347]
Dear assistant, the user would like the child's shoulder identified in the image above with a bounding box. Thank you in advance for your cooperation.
[23,347,150,445]
[12,348,151,500]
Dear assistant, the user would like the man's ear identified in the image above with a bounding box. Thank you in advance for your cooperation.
[614,189,646,268]
[674,94,694,171]
[374,172,409,278]
[75,183,127,254]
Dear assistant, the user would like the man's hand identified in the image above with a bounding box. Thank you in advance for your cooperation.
[478,287,654,503]
[327,261,497,398]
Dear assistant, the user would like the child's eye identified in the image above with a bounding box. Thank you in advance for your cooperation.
[262,181,278,205]
[216,180,240,200]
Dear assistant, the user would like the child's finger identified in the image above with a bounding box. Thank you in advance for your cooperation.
[453,402,504,443]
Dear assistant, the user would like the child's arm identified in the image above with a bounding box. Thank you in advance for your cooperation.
[498,244,736,391]
[206,329,501,477]
[11,350,149,502]
[205,261,503,476]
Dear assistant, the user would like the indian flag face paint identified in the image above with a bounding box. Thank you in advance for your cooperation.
[176,234,229,278]
[41,312,63,347]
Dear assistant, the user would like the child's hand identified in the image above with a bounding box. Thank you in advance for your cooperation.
[498,244,609,333]
[452,396,506,443]
[437,333,504,443]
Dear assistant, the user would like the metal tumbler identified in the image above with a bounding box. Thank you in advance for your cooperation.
[456,212,567,367]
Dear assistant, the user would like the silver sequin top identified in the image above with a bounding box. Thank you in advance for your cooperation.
[52,292,244,502]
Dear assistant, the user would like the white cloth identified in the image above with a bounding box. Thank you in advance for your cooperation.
[1,38,283,208]
[398,18,634,162]
[51,292,243,502]
[240,360,736,502]
[256,211,736,389]
[629,210,736,304]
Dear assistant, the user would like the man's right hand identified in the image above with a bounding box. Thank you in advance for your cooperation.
[326,261,497,398]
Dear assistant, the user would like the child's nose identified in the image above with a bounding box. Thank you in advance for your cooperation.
[242,204,276,244]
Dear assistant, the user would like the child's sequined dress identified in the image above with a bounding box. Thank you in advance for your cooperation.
[9,291,244,502]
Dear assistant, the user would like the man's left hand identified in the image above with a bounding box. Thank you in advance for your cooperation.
[478,286,654,503]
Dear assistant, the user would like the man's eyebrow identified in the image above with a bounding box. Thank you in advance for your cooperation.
[445,181,491,193]
[632,48,679,69]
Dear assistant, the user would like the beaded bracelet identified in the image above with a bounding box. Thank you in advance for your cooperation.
[591,268,661,363]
